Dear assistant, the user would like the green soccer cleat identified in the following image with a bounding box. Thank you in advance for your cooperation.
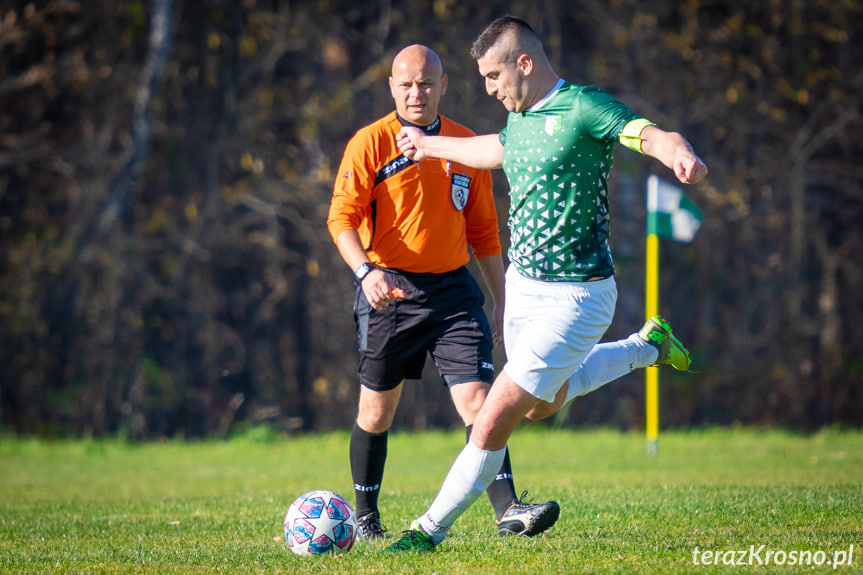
[380,521,436,554]
[638,316,691,371]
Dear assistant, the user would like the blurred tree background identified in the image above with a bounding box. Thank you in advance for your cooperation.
[1,0,861,439]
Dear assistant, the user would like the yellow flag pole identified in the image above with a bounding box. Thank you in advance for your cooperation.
[646,175,660,456]
[645,234,660,456]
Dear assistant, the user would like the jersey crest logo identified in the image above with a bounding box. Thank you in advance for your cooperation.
[545,115,562,136]
[451,173,471,211]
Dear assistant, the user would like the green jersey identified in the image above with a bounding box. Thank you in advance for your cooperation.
[500,81,642,281]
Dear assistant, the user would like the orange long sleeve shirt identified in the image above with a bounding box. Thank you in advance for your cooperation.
[327,112,501,274]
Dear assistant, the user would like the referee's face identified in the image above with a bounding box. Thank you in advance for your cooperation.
[389,46,448,127]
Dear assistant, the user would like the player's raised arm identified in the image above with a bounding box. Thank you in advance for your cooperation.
[397,128,504,170]
[638,125,708,185]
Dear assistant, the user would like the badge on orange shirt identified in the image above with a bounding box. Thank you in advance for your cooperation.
[451,173,471,212]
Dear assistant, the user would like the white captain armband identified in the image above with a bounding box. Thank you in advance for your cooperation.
[618,118,655,154]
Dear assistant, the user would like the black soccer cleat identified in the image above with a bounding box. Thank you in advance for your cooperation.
[496,491,561,537]
[356,511,388,540]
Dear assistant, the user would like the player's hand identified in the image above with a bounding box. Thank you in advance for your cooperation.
[674,148,708,184]
[397,127,427,161]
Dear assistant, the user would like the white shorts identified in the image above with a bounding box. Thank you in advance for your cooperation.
[502,266,618,402]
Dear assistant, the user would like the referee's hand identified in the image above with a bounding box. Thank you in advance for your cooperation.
[361,269,399,310]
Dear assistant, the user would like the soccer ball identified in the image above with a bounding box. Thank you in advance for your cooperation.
[284,490,357,556]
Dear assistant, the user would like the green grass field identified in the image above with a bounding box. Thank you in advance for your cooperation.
[1,427,861,574]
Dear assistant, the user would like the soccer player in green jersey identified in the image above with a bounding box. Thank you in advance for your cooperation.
[385,16,708,553]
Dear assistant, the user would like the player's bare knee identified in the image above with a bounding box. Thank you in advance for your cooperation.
[451,381,489,421]
[525,402,557,420]
[356,384,402,432]
[356,416,392,434]
[356,405,396,433]
[465,394,487,417]
[525,381,568,420]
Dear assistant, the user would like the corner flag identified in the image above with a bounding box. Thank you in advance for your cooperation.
[647,174,703,242]
[645,174,702,456]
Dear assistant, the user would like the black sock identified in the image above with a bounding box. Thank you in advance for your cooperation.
[350,422,388,518]
[466,424,517,520]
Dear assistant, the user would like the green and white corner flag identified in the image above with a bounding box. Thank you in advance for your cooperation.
[644,173,702,456]
[647,174,703,242]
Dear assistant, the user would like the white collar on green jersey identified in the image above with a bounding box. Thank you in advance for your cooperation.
[527,78,566,112]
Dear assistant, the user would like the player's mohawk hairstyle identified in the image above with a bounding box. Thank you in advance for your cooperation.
[470,15,537,61]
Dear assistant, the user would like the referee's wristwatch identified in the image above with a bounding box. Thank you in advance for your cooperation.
[353,262,375,282]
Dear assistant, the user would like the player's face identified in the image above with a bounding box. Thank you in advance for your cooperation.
[389,57,447,126]
[477,54,528,113]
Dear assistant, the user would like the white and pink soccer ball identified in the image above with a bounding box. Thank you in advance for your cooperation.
[284,490,357,556]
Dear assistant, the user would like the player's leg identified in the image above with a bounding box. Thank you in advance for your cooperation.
[526,316,692,419]
[383,372,539,553]
[387,269,596,552]
[449,381,519,514]
[451,382,559,534]
[524,380,570,420]
[449,381,536,527]
[561,334,659,403]
[525,335,656,420]
[432,267,558,534]
[470,370,543,450]
[461,272,614,538]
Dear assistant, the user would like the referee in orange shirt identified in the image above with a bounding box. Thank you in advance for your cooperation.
[327,44,559,541]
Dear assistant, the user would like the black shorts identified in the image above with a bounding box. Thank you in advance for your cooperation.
[354,266,495,392]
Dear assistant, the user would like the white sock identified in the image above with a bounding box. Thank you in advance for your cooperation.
[417,441,506,545]
[564,333,658,405]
